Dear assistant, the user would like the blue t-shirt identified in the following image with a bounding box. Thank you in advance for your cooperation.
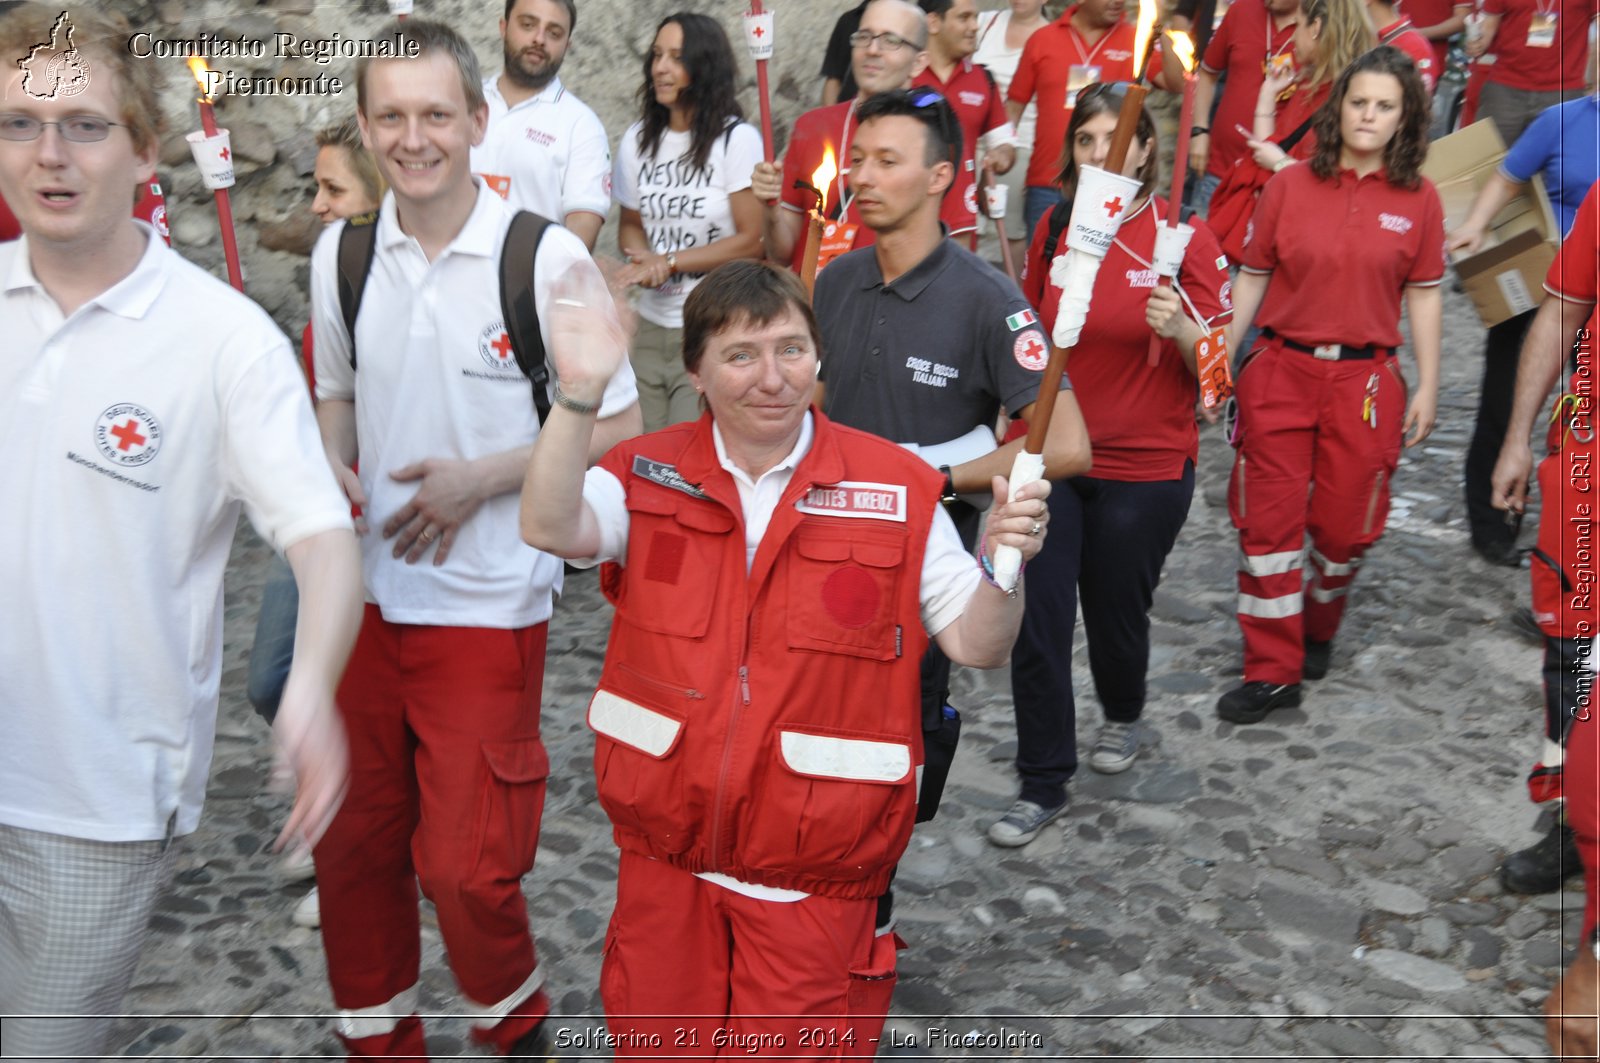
[1500,94,1600,236]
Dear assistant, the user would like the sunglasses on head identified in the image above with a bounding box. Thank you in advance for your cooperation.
[905,87,959,165]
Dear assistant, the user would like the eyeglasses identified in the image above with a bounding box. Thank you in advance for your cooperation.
[848,30,916,51]
[0,114,127,143]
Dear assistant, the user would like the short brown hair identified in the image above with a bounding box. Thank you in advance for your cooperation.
[356,18,486,116]
[682,261,822,374]
[315,117,386,204]
[0,4,166,153]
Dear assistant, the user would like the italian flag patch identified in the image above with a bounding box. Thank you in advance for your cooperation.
[1005,309,1037,332]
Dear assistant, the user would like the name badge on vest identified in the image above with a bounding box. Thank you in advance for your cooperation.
[796,481,908,522]
[633,456,709,499]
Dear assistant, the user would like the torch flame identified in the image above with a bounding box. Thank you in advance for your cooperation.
[187,57,215,102]
[1167,29,1195,72]
[811,147,838,215]
[1132,0,1160,79]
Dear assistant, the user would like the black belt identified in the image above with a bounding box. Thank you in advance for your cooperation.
[1262,328,1389,361]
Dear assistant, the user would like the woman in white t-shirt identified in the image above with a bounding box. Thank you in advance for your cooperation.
[615,12,764,432]
[974,0,1050,264]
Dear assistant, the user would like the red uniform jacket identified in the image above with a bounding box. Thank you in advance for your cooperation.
[590,411,943,899]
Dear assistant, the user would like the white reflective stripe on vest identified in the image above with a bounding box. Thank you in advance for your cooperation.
[1544,737,1566,768]
[1239,548,1303,577]
[1307,583,1349,603]
[1238,592,1303,619]
[336,984,419,1039]
[1309,548,1357,577]
[589,689,681,757]
[780,731,912,783]
[465,964,545,1030]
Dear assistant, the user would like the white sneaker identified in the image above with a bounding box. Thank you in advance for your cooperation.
[1089,720,1139,774]
[292,886,321,929]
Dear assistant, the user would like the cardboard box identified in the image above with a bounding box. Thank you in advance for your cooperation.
[1421,119,1559,327]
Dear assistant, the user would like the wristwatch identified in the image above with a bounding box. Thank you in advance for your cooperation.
[665,252,678,275]
[938,464,958,506]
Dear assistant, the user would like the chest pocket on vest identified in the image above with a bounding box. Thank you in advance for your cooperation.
[786,526,907,660]
[619,488,734,639]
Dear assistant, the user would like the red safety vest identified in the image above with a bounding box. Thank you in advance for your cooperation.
[590,411,943,899]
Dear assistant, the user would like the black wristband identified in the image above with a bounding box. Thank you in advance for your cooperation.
[938,464,958,505]
[1191,125,1210,136]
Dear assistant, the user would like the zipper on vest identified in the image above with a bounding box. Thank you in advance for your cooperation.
[618,663,706,701]
[707,664,752,874]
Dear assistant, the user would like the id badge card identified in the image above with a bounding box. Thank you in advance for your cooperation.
[477,173,512,199]
[1066,65,1102,108]
[1527,11,1556,47]
[1197,327,1233,409]
[1265,52,1295,76]
[815,220,861,273]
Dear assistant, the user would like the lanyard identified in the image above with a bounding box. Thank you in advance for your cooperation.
[1069,20,1115,66]
[834,101,858,219]
[1265,18,1296,66]
[1111,200,1217,332]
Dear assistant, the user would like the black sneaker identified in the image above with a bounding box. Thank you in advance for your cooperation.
[1216,681,1302,724]
[1302,640,1333,681]
[508,1021,554,1062]
[1473,538,1527,568]
[1500,822,1582,894]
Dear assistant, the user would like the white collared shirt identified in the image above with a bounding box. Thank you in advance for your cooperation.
[472,75,612,222]
[0,225,353,842]
[311,182,639,627]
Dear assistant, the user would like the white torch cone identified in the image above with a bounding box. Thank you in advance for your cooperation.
[1152,221,1195,279]
[990,449,1046,590]
[185,129,235,190]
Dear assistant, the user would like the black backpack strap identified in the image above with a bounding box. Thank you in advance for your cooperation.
[499,210,556,425]
[335,211,380,369]
[1278,116,1316,153]
[1041,197,1073,263]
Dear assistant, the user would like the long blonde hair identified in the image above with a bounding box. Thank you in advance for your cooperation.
[1300,0,1376,90]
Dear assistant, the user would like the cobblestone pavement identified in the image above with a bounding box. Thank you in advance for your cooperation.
[106,277,1583,1062]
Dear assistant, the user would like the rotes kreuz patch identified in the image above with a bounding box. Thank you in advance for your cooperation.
[478,320,519,371]
[1014,329,1050,372]
[94,403,162,467]
[1005,308,1037,332]
[796,481,907,522]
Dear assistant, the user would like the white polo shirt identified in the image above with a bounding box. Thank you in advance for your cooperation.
[312,181,639,628]
[472,75,613,223]
[0,226,353,842]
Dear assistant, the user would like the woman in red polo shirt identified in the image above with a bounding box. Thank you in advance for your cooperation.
[1218,46,1443,724]
[989,84,1233,847]
[1242,0,1377,171]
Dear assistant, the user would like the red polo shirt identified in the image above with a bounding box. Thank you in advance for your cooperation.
[914,59,1012,240]
[1546,179,1600,340]
[1270,81,1333,161]
[1200,0,1299,179]
[1482,0,1599,91]
[1378,17,1439,93]
[1009,7,1140,188]
[1241,163,1446,348]
[778,100,877,271]
[1397,0,1465,69]
[1021,197,1234,480]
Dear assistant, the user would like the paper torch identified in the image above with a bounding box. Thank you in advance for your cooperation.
[1147,30,1198,367]
[183,58,245,292]
[798,147,837,302]
[743,1,776,163]
[989,81,1149,592]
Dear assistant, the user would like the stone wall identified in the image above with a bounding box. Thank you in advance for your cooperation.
[129,0,863,337]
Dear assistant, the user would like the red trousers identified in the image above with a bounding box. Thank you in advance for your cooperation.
[1229,340,1405,683]
[600,852,900,1060]
[314,606,551,1060]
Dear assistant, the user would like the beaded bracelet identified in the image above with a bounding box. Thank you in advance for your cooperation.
[977,535,1020,599]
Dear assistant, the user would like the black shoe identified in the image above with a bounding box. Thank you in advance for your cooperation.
[1500,822,1582,894]
[1302,640,1333,681]
[508,1021,554,1062]
[1216,681,1302,724]
[1473,538,1527,567]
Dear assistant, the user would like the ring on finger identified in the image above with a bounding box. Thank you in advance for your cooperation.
[1029,518,1043,537]
[420,528,437,544]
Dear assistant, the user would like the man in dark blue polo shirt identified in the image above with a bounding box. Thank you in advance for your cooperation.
[814,88,1090,843]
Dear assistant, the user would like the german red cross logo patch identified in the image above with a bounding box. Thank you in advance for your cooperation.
[94,403,162,467]
[477,320,519,372]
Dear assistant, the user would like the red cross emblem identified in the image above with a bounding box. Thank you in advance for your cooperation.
[110,419,146,451]
[219,146,230,161]
[752,23,765,37]
[1014,331,1049,371]
[490,331,513,361]
[1103,195,1123,217]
